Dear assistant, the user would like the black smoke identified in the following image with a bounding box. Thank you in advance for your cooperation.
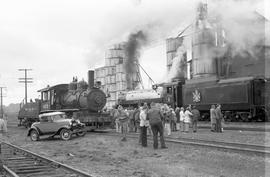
[124,30,148,90]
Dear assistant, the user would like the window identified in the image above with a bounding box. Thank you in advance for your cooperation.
[48,116,53,122]
[167,87,172,94]
[42,91,48,101]
[51,90,55,105]
[40,116,49,122]
[52,114,65,121]
[119,58,123,64]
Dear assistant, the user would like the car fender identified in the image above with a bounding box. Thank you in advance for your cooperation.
[27,126,41,136]
[55,125,71,135]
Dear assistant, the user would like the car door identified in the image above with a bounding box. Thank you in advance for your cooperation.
[38,116,55,134]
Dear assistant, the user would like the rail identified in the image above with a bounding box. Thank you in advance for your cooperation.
[0,141,94,177]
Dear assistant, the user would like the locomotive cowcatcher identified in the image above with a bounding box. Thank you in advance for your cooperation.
[18,70,112,129]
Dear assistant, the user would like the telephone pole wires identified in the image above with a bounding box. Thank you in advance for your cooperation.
[18,69,33,104]
[0,86,6,118]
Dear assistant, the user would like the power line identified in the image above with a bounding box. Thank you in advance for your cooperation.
[18,69,33,104]
[0,87,6,118]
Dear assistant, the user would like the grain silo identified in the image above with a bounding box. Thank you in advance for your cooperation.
[191,2,216,79]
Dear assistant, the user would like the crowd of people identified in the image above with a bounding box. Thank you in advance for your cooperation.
[110,102,224,149]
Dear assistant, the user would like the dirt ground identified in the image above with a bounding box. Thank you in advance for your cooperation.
[1,124,270,177]
[167,128,270,146]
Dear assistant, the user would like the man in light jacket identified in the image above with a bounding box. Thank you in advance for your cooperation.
[184,106,193,133]
[210,105,216,132]
[118,105,129,141]
[179,107,185,132]
[140,103,148,147]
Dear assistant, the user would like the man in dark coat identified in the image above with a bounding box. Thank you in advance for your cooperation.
[133,106,141,133]
[215,104,223,133]
[191,105,200,132]
[147,102,167,149]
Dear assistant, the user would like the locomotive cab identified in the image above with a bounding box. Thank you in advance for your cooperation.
[38,84,69,113]
[160,81,183,109]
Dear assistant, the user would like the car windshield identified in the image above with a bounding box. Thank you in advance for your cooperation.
[52,114,65,121]
[39,113,66,122]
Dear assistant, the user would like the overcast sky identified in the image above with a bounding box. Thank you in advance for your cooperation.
[0,0,268,105]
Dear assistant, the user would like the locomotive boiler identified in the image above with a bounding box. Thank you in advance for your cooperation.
[117,89,163,107]
[18,70,111,129]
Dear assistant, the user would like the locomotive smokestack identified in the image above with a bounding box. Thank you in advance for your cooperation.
[88,70,94,89]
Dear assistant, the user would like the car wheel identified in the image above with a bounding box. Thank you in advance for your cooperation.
[76,131,86,137]
[30,130,39,141]
[60,129,72,141]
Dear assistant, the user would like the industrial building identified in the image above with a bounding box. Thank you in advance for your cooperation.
[95,2,269,110]
[166,2,269,83]
[94,43,141,108]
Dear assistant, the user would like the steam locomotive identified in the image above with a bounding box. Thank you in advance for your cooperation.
[18,70,111,128]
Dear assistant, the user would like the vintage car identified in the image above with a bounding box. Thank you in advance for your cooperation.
[27,112,86,141]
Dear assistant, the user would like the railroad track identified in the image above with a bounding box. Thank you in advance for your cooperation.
[95,130,270,155]
[0,141,93,177]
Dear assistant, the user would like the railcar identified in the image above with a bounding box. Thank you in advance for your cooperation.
[18,70,112,129]
[18,100,40,128]
[161,77,269,122]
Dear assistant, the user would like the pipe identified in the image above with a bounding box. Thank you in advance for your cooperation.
[88,70,94,89]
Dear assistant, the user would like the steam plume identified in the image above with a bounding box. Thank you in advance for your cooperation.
[124,30,148,90]
[208,0,269,59]
[167,42,187,82]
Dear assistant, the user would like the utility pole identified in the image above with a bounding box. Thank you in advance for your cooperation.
[18,69,33,104]
[0,87,6,118]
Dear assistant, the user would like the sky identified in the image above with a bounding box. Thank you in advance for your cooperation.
[0,0,269,105]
